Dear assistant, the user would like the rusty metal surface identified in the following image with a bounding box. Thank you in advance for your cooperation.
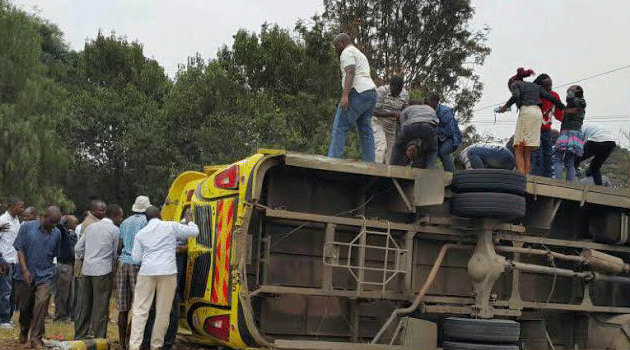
[237,153,630,348]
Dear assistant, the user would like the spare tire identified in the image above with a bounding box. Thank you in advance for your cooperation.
[443,341,520,350]
[452,170,526,195]
[450,192,526,221]
[443,317,520,343]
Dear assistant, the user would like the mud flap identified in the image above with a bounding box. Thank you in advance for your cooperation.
[413,169,445,206]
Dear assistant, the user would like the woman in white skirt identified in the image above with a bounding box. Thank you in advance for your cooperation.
[499,68,565,175]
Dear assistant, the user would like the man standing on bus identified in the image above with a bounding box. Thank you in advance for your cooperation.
[328,33,377,162]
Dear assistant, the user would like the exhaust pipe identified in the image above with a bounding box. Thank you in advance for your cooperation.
[581,249,629,274]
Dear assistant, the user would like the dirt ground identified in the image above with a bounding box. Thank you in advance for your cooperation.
[0,301,208,349]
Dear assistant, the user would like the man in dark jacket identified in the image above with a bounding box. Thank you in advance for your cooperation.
[426,94,462,172]
[55,215,78,322]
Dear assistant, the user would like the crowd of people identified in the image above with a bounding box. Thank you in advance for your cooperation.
[0,195,198,350]
[327,34,617,185]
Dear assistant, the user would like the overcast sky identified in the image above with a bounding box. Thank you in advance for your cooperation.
[12,0,630,146]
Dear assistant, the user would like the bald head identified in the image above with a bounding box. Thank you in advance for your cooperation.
[62,215,79,231]
[332,33,352,55]
[23,207,38,221]
[41,206,62,232]
[90,200,106,219]
[145,206,160,221]
[333,33,351,45]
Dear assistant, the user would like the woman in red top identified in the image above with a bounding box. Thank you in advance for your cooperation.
[531,74,564,177]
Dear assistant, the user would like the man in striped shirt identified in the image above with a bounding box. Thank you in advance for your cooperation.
[372,76,409,163]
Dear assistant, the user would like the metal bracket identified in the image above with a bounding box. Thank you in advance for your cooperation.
[392,178,414,213]
[620,213,629,245]
[581,283,594,307]
[508,241,524,311]
[581,186,588,207]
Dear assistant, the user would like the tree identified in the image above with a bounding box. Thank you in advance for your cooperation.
[0,0,41,103]
[215,22,362,157]
[53,32,174,210]
[0,0,74,211]
[322,0,490,125]
[81,31,171,105]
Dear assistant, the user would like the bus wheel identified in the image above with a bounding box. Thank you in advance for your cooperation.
[451,169,526,196]
[444,317,520,343]
[450,192,526,221]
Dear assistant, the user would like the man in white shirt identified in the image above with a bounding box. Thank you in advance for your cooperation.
[575,124,616,186]
[328,33,377,162]
[74,204,123,339]
[0,196,24,328]
[128,206,199,350]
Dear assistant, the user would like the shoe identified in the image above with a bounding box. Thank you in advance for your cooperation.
[19,330,28,343]
[29,339,45,349]
[0,321,13,329]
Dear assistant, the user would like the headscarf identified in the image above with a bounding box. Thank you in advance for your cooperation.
[507,67,535,88]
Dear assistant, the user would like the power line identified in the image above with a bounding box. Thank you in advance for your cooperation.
[474,119,627,125]
[472,64,630,113]
[555,64,630,88]
[472,114,629,125]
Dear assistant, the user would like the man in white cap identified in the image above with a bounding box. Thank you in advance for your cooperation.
[116,196,151,350]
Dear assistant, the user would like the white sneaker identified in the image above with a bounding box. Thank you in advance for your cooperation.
[0,322,13,329]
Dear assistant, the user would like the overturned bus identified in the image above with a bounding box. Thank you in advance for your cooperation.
[161,149,630,350]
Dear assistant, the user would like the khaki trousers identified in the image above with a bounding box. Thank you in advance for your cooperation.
[129,274,177,350]
[373,116,397,164]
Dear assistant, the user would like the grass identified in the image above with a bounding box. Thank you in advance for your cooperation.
[0,299,203,349]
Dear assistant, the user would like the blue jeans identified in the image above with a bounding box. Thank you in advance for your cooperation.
[553,151,577,181]
[328,89,377,162]
[468,147,515,170]
[438,138,457,172]
[530,129,554,177]
[0,263,14,323]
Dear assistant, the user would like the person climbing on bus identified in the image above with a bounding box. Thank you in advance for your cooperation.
[389,100,438,168]
[531,73,564,177]
[498,68,564,175]
[575,123,615,186]
[553,85,586,181]
[455,142,515,170]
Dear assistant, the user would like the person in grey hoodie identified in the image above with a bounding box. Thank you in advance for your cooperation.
[389,100,439,168]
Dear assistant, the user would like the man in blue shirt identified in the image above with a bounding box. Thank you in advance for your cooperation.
[427,94,462,172]
[13,206,62,348]
[116,196,150,350]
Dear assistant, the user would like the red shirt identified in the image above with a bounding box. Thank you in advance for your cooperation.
[540,91,563,131]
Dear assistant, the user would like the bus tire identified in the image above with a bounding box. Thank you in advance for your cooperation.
[452,170,526,195]
[443,317,520,343]
[450,192,526,221]
[443,341,520,350]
